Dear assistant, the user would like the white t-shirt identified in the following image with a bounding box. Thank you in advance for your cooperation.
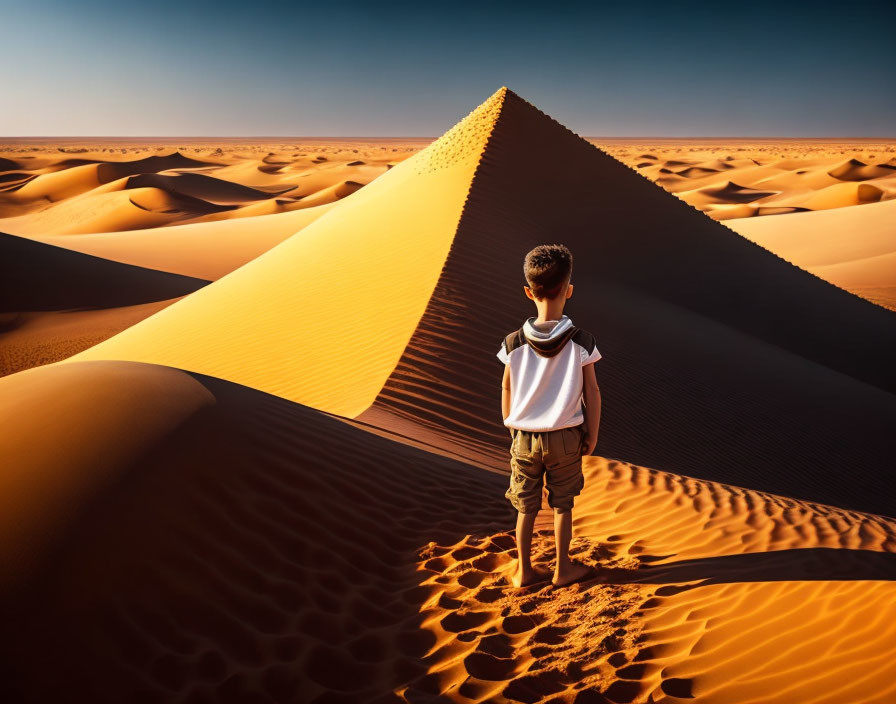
[497,314,601,432]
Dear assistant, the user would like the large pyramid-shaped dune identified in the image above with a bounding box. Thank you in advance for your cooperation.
[358,89,896,516]
[3,88,896,703]
[65,87,896,515]
[62,89,507,417]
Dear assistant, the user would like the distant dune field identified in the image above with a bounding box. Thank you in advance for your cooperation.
[2,134,894,322]
[1,89,894,703]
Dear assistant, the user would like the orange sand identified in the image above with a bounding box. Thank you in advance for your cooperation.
[2,135,893,313]
[725,198,896,311]
[0,232,206,376]
[600,139,896,221]
[1,360,894,703]
[0,88,894,703]
[60,91,508,416]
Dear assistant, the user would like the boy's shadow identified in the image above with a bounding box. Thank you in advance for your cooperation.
[589,547,896,593]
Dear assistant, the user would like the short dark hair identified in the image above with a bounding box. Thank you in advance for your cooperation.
[523,244,573,300]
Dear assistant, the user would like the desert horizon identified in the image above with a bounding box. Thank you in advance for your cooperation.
[2,84,894,703]
[2,0,895,699]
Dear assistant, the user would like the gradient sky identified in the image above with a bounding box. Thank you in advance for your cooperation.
[3,0,894,137]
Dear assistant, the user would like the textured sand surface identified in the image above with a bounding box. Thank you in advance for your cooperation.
[61,91,509,417]
[1,88,894,703]
[598,140,896,310]
[24,203,341,281]
[1,360,894,703]
[724,198,896,311]
[1,135,892,320]
[0,232,206,375]
[600,140,896,221]
[0,140,421,234]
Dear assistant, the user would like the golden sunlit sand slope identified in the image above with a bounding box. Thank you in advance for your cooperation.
[1,87,895,703]
[63,89,508,417]
[20,202,340,281]
[57,88,896,517]
[1,361,894,703]
[353,89,896,516]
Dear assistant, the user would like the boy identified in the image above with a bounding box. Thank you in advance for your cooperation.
[496,244,602,588]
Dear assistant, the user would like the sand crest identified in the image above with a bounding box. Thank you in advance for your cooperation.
[725,198,896,311]
[0,231,206,376]
[0,88,894,702]
[0,360,894,703]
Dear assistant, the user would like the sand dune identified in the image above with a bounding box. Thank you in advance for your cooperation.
[354,89,896,516]
[1,182,236,235]
[601,140,896,222]
[0,232,206,376]
[56,89,896,517]
[677,181,777,207]
[1,152,218,203]
[0,143,418,235]
[828,157,896,181]
[1,88,895,702]
[61,89,509,418]
[26,201,339,280]
[764,180,885,210]
[0,298,184,377]
[1,360,894,703]
[0,360,513,701]
[288,179,365,208]
[726,198,896,311]
[124,172,288,204]
[0,231,206,313]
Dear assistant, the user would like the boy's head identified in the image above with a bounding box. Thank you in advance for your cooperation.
[523,244,573,302]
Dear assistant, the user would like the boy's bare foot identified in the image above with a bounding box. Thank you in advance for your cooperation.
[552,560,593,587]
[511,564,552,588]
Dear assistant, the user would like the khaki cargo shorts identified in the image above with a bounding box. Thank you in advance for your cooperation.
[506,423,586,514]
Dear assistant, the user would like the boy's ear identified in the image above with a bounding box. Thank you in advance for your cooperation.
[566,283,574,298]
[523,285,535,300]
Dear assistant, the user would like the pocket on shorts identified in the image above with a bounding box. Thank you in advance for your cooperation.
[560,426,584,457]
[512,429,533,458]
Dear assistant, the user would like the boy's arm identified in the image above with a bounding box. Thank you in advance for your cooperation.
[582,362,601,454]
[501,364,513,436]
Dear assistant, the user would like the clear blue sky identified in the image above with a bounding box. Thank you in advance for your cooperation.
[3,0,894,137]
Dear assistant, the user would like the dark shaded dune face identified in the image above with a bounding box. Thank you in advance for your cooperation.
[701,181,777,203]
[675,166,721,178]
[0,232,205,377]
[0,361,511,703]
[0,157,21,172]
[360,89,896,516]
[827,158,896,182]
[756,206,810,216]
[857,183,885,203]
[0,232,208,313]
[0,172,33,190]
[95,152,220,180]
[124,172,289,205]
[47,157,98,170]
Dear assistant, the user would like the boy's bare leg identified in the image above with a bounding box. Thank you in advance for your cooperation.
[552,509,591,586]
[512,511,549,587]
